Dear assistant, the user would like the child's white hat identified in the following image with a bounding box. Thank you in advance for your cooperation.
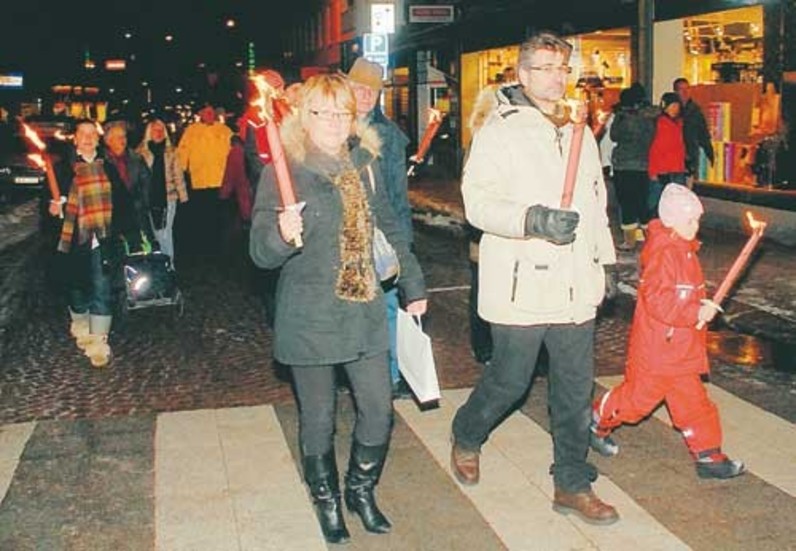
[659,183,703,228]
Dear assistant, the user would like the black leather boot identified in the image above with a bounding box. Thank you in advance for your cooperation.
[303,450,350,544]
[344,440,391,534]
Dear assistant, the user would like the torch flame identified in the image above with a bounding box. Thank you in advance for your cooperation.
[94,122,105,136]
[250,74,275,123]
[427,107,443,124]
[54,130,70,141]
[27,153,46,169]
[745,211,766,232]
[21,123,47,151]
[563,98,588,125]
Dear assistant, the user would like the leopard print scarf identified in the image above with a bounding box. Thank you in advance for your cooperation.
[332,153,378,302]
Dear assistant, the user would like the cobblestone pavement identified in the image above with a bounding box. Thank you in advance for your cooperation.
[1,212,794,425]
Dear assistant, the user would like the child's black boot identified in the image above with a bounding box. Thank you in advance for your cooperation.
[695,451,746,480]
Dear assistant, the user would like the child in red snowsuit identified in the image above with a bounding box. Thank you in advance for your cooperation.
[590,183,745,480]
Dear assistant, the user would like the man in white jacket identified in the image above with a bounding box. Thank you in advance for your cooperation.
[450,31,619,525]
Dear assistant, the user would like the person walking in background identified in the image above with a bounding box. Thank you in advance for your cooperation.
[610,83,658,249]
[647,93,687,218]
[104,121,153,242]
[347,58,414,399]
[137,118,188,266]
[674,78,714,186]
[465,84,499,365]
[249,74,427,544]
[220,133,253,235]
[177,100,232,253]
[590,184,745,480]
[54,120,147,368]
[450,31,619,525]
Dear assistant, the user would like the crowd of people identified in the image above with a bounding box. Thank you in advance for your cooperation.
[38,31,744,544]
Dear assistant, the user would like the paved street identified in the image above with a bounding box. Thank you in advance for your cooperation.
[1,197,795,549]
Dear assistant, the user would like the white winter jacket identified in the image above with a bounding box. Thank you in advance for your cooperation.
[462,86,616,326]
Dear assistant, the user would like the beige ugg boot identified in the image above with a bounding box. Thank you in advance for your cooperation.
[69,309,91,351]
[84,315,113,368]
[635,227,646,243]
[617,226,637,251]
[84,335,112,368]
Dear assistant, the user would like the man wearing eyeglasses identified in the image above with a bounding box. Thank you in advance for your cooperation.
[450,31,619,526]
[347,58,414,400]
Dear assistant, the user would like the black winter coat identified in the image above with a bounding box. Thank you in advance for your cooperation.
[249,138,426,367]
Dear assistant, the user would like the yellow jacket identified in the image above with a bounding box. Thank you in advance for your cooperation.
[177,122,232,189]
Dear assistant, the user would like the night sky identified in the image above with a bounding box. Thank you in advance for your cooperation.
[2,0,316,93]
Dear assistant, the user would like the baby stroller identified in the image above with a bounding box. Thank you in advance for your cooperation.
[119,235,184,319]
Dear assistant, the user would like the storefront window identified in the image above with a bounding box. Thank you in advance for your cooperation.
[682,6,763,85]
[661,5,781,188]
[460,30,631,147]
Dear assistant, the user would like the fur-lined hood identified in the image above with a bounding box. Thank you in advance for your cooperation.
[278,111,382,171]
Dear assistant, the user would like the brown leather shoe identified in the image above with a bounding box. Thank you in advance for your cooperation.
[552,488,619,525]
[451,443,480,486]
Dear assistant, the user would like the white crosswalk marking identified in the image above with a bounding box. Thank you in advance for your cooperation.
[598,375,796,498]
[155,406,325,551]
[0,422,35,503]
[395,389,689,551]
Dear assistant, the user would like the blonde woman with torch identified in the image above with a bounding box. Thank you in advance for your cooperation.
[249,74,427,544]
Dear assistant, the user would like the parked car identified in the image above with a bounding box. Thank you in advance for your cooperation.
[0,119,71,201]
[0,122,46,194]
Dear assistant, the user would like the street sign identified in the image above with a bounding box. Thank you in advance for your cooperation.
[409,5,454,24]
[363,33,389,70]
[371,3,395,34]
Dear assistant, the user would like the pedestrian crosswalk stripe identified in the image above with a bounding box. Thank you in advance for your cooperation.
[597,376,796,498]
[0,422,35,504]
[155,406,325,551]
[395,389,688,551]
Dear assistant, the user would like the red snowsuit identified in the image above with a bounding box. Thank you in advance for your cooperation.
[594,219,722,458]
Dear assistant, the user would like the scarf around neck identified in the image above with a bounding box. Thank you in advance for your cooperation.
[305,141,378,303]
[57,159,113,252]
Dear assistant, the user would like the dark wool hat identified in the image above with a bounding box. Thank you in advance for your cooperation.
[660,92,681,110]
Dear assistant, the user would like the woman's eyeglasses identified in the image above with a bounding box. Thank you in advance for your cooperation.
[526,65,573,75]
[309,109,354,122]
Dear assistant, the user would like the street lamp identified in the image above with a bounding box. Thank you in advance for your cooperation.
[165,34,174,42]
[226,18,236,28]
[124,32,132,39]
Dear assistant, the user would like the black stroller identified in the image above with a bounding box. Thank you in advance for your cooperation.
[119,236,184,318]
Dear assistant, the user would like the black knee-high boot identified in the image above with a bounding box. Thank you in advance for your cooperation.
[303,450,350,544]
[344,440,391,534]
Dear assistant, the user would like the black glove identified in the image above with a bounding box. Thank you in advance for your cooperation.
[604,265,619,302]
[524,205,580,245]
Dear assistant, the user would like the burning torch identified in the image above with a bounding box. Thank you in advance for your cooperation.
[407,108,445,177]
[21,122,64,218]
[251,74,304,247]
[697,212,767,329]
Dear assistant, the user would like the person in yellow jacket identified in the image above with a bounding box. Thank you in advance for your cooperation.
[177,101,232,252]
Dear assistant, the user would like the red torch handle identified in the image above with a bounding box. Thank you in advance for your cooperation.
[560,123,585,209]
[415,119,442,163]
[44,157,64,218]
[711,227,765,306]
[265,119,302,247]
[696,224,765,329]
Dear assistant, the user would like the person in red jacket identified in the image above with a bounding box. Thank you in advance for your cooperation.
[647,93,687,219]
[589,184,745,480]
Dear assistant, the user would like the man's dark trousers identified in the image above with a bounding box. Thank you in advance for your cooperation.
[452,320,596,492]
